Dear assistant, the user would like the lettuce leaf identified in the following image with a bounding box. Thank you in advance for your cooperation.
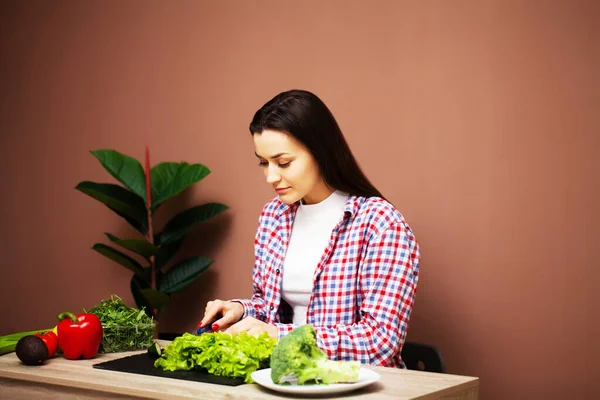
[154,332,276,383]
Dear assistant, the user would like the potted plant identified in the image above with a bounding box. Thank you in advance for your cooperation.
[75,147,228,328]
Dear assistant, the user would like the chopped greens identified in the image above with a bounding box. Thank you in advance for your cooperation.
[154,332,276,383]
[85,294,155,353]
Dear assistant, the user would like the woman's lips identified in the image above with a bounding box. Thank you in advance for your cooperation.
[275,187,290,194]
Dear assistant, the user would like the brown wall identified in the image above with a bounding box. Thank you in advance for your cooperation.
[0,1,597,399]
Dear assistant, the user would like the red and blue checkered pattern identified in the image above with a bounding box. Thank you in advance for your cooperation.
[234,195,420,368]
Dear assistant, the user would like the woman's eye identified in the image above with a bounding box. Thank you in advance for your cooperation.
[257,160,291,168]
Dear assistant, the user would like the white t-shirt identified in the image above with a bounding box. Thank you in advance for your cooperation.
[281,191,349,324]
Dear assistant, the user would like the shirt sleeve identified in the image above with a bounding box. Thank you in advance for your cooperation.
[279,220,420,366]
[230,213,269,321]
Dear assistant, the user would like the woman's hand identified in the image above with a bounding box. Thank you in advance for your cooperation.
[199,299,244,331]
[225,316,278,339]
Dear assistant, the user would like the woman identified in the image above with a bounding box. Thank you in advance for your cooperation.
[199,89,420,367]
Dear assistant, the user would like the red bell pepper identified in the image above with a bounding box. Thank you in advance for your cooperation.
[34,331,58,358]
[57,312,103,360]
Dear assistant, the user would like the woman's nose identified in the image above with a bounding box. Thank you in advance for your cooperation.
[265,165,281,184]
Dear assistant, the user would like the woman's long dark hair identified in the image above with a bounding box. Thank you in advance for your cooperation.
[249,90,384,199]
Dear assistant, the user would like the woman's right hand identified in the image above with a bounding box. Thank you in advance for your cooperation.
[199,299,245,331]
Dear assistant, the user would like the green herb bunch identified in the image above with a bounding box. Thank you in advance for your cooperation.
[86,294,155,353]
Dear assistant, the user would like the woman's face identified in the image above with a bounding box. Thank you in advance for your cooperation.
[253,129,332,205]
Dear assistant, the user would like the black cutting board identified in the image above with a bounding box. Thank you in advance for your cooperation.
[93,353,245,386]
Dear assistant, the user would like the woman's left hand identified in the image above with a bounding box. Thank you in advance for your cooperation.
[224,316,278,339]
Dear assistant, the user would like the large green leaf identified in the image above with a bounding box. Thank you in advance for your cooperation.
[76,182,147,230]
[131,274,168,317]
[140,289,171,310]
[105,233,159,259]
[158,256,213,294]
[155,238,184,270]
[131,275,150,309]
[130,275,153,317]
[136,266,153,285]
[107,206,147,235]
[92,243,145,275]
[150,162,210,209]
[158,203,229,245]
[91,149,147,201]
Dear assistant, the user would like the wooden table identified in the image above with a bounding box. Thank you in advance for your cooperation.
[0,344,479,399]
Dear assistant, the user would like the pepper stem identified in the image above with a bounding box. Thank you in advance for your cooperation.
[57,312,79,323]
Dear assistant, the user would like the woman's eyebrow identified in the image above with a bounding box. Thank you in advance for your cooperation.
[255,152,290,159]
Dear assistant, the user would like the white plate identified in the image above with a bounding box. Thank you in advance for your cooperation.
[251,367,381,395]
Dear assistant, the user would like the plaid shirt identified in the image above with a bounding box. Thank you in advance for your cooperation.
[234,195,420,367]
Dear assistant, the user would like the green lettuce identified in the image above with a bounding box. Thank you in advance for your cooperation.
[154,332,276,383]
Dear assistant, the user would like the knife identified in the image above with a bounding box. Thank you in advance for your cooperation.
[195,318,220,335]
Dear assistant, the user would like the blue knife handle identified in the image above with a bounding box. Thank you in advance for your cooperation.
[196,318,219,335]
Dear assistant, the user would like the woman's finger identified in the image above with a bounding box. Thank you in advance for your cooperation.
[212,302,244,330]
[224,318,249,335]
[200,299,223,327]
[246,327,262,337]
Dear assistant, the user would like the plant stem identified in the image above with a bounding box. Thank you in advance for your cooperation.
[144,144,159,329]
[145,210,158,331]
[147,214,155,291]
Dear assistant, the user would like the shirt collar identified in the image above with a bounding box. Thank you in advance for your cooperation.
[275,194,362,221]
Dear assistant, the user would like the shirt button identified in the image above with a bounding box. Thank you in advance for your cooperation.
[276,269,280,274]
[270,306,274,310]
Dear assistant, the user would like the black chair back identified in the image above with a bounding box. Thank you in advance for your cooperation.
[401,342,446,373]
